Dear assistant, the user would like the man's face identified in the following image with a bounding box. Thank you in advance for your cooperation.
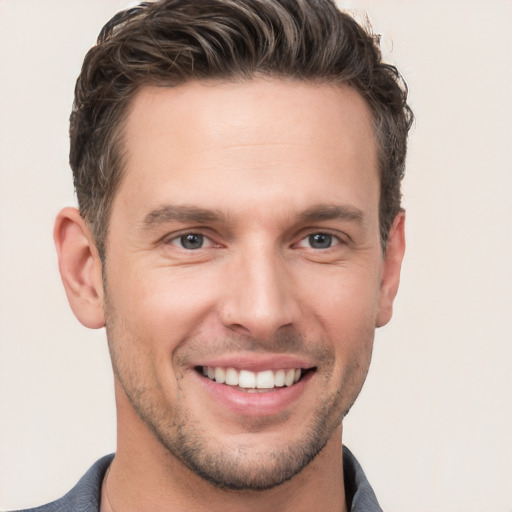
[103,80,397,490]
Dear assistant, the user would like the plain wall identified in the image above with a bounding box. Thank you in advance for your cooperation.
[0,1,511,511]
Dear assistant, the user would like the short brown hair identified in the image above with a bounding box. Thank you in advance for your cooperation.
[70,0,413,259]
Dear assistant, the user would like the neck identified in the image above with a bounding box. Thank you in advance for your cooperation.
[102,424,347,512]
[102,383,347,512]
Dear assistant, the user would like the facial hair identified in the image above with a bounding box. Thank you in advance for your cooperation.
[106,308,373,491]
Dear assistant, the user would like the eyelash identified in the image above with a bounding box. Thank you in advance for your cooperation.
[167,232,217,250]
[295,232,344,250]
[166,230,345,251]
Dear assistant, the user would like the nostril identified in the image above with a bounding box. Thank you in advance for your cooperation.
[226,323,253,337]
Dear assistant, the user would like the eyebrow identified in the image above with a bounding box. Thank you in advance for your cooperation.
[141,203,365,228]
[297,204,365,224]
[142,205,224,227]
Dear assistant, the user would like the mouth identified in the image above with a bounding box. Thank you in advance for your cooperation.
[192,358,317,417]
[195,366,315,392]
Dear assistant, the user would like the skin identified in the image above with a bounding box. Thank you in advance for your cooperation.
[55,79,405,512]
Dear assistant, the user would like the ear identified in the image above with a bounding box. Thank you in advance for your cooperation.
[54,207,105,329]
[376,210,406,328]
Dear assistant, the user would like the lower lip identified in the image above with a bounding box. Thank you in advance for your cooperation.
[196,371,314,417]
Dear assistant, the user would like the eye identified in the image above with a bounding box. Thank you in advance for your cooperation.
[169,233,213,250]
[297,232,341,249]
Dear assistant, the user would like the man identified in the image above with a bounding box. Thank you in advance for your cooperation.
[13,0,412,510]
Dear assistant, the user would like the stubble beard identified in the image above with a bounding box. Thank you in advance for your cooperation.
[105,307,373,491]
[118,368,362,491]
[146,381,347,491]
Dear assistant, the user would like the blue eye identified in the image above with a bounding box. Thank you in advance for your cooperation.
[308,233,333,249]
[296,232,342,250]
[176,233,204,250]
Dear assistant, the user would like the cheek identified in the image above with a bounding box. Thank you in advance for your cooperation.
[109,264,220,343]
[300,265,381,335]
[298,265,379,386]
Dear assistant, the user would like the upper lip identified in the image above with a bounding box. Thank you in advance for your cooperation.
[192,353,316,372]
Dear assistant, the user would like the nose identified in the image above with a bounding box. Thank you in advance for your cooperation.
[218,244,301,340]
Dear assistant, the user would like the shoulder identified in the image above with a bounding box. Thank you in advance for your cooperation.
[343,445,383,512]
[8,454,114,512]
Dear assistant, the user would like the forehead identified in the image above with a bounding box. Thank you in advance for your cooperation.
[124,79,376,160]
[116,79,379,223]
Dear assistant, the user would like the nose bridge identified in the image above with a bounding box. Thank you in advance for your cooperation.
[219,240,299,338]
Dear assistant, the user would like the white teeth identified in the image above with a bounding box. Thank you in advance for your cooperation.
[256,370,275,389]
[238,370,256,388]
[225,367,239,386]
[202,366,304,389]
[274,369,285,387]
[214,367,225,384]
[284,369,295,386]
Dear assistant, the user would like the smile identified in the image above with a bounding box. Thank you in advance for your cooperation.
[199,366,305,391]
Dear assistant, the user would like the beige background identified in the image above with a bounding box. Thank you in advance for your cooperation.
[0,1,511,511]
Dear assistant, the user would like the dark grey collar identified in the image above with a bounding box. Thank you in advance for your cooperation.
[9,454,112,512]
[343,445,383,511]
[12,447,382,512]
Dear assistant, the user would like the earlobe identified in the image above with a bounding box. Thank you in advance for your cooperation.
[54,207,105,329]
[376,211,406,328]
